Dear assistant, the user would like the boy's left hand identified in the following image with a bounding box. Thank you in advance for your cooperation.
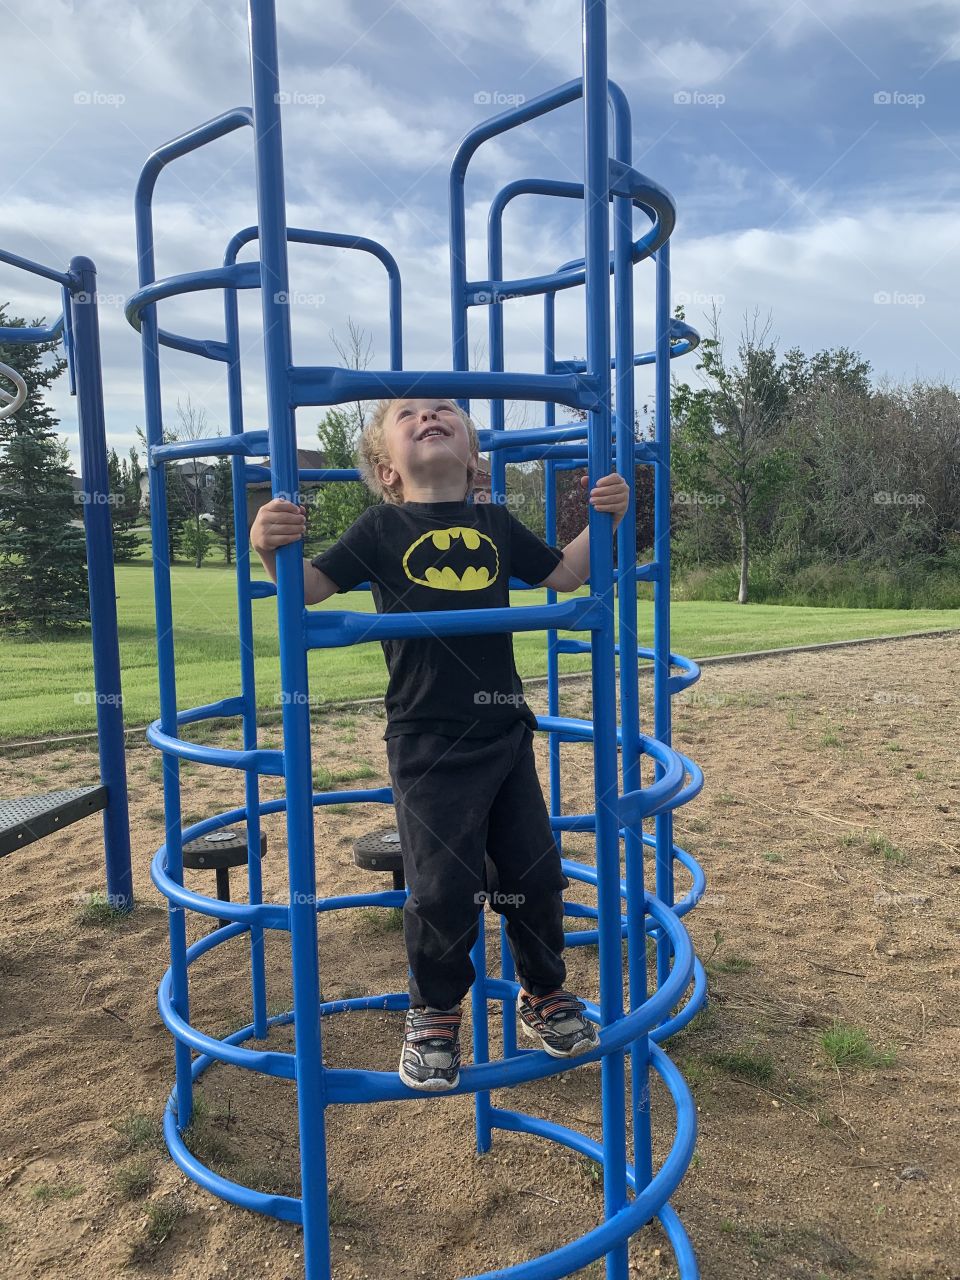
[581,471,629,522]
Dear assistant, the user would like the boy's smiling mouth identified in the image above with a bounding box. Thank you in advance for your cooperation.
[415,425,450,441]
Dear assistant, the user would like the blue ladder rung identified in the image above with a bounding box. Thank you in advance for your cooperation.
[151,430,269,465]
[287,366,600,412]
[304,596,600,649]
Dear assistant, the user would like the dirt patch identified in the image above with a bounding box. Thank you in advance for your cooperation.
[1,635,958,1279]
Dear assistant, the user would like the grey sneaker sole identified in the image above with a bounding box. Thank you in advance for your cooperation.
[518,1008,599,1058]
[398,1058,460,1090]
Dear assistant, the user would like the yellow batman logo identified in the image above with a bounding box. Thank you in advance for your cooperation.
[402,526,499,591]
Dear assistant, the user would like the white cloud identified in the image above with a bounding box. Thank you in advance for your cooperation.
[669,205,960,388]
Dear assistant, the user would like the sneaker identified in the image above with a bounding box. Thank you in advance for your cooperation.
[517,988,599,1058]
[398,1005,462,1090]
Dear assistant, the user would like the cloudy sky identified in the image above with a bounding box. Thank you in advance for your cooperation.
[2,0,958,470]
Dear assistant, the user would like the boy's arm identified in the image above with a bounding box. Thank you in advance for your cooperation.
[257,544,339,607]
[538,472,630,592]
[250,498,343,606]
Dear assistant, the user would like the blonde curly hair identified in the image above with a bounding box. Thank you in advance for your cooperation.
[358,398,481,504]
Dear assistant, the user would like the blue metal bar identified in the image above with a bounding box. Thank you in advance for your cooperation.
[225,225,403,371]
[653,240,677,1011]
[68,259,134,911]
[304,595,600,647]
[221,237,270,1042]
[0,316,65,344]
[0,247,72,287]
[451,77,584,408]
[469,166,672,306]
[150,429,269,464]
[246,5,332,1276]
[582,7,629,1274]
[134,107,253,234]
[554,315,700,372]
[496,440,655,465]
[125,262,261,331]
[288,364,599,412]
[0,252,133,910]
[475,424,587,448]
[245,464,359,484]
[130,111,260,1148]
[608,83,656,1197]
[61,284,76,395]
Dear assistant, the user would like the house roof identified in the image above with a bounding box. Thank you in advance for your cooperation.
[247,448,329,489]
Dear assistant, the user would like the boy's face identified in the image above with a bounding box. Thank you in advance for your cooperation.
[377,398,479,500]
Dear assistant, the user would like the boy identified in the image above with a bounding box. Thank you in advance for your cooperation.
[251,397,628,1090]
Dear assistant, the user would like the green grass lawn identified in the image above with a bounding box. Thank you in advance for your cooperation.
[2,559,958,741]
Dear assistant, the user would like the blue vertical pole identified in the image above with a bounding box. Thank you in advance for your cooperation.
[543,291,563,1044]
[608,86,654,1191]
[450,146,470,422]
[134,237,193,1132]
[68,257,133,912]
[223,276,268,1041]
[246,4,331,1276]
[470,923,494,1153]
[487,200,506,499]
[653,241,675,999]
[582,4,629,1278]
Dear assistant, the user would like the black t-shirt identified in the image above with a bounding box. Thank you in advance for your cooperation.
[310,499,564,740]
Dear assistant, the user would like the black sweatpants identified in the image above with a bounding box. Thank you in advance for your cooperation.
[385,718,569,1011]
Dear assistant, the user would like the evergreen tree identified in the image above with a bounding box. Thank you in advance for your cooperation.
[165,465,194,562]
[126,446,144,517]
[309,406,377,550]
[135,426,201,564]
[0,306,88,633]
[180,516,213,566]
[209,456,235,565]
[107,446,140,562]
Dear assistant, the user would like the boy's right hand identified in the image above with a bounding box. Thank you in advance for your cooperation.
[251,498,307,554]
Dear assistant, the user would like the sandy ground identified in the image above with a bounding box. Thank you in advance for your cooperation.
[1,634,958,1280]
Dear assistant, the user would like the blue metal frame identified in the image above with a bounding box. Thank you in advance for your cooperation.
[132,1,708,1276]
[0,249,133,909]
